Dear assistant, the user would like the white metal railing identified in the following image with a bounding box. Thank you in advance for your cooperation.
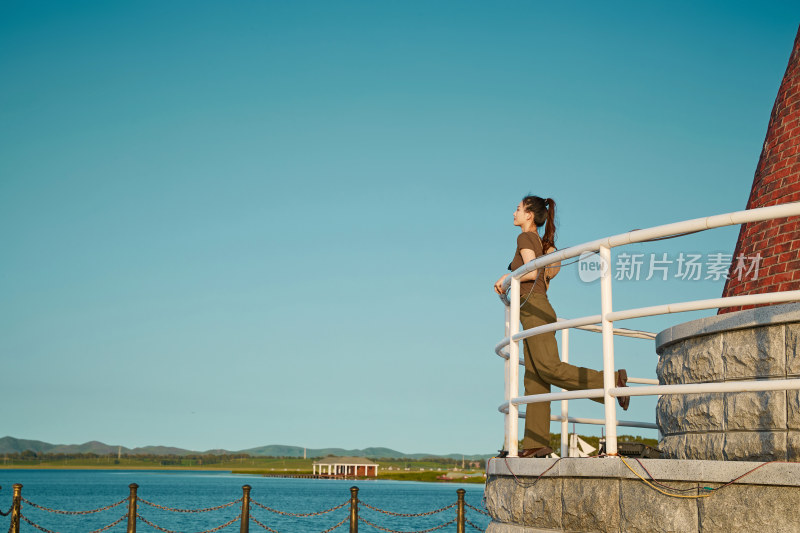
[497,325,659,457]
[496,202,800,458]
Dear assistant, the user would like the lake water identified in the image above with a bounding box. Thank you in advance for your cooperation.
[0,469,491,532]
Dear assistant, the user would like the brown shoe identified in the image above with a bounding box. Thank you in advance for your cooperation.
[519,446,553,458]
[617,369,629,411]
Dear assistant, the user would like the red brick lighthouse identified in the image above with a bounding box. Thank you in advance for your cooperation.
[720,24,800,314]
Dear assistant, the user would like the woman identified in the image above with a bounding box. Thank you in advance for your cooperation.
[493,196,628,458]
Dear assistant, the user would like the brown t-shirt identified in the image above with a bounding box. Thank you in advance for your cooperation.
[508,231,547,296]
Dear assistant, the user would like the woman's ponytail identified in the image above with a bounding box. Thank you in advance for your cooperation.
[542,198,557,251]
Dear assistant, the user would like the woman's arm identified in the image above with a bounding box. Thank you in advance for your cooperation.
[518,247,562,282]
[494,268,538,293]
[495,242,560,294]
[517,248,540,282]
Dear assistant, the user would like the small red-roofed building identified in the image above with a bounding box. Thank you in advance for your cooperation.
[312,456,378,477]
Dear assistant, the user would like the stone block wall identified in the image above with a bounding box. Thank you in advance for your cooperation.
[485,458,800,533]
[655,304,800,460]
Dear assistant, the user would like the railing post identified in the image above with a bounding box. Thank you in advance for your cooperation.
[503,304,511,453]
[456,488,465,533]
[126,483,138,533]
[599,245,618,455]
[507,277,521,458]
[240,485,251,533]
[560,329,570,458]
[349,486,358,533]
[9,483,21,533]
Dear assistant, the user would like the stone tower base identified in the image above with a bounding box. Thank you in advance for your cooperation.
[655,303,800,461]
[485,457,800,532]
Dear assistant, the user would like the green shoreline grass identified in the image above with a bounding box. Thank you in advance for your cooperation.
[232,469,486,483]
[0,464,486,483]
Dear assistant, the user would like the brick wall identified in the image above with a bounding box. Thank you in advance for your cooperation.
[719,24,800,314]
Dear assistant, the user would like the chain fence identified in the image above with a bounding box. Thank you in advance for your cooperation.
[2,483,490,533]
[137,513,241,533]
[359,501,455,517]
[20,498,127,515]
[465,518,484,531]
[250,514,349,533]
[358,516,457,533]
[463,503,490,517]
[137,497,241,513]
[249,515,282,533]
[250,498,348,517]
[318,516,351,533]
[20,514,127,533]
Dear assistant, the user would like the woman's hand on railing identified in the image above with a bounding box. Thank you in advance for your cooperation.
[494,274,508,295]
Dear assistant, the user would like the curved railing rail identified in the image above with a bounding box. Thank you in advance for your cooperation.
[0,483,489,532]
[495,202,800,457]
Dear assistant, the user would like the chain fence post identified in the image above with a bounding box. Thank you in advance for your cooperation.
[240,485,251,533]
[126,483,138,533]
[9,484,21,533]
[349,486,358,533]
[456,489,465,533]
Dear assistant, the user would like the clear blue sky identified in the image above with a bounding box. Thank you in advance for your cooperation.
[2,1,799,455]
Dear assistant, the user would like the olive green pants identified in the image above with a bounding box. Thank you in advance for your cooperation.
[520,293,608,449]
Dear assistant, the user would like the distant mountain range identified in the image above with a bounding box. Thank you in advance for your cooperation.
[0,437,492,460]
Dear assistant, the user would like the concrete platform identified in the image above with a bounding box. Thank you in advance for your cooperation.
[485,457,800,532]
